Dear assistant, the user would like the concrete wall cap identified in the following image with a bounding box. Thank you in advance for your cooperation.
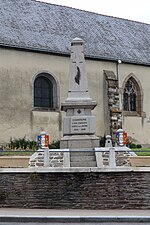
[71,37,83,45]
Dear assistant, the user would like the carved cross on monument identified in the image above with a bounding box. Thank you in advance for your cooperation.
[61,38,99,149]
[67,37,91,101]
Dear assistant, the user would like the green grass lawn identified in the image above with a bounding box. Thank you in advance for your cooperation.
[132,148,150,156]
[1,148,150,156]
[1,150,36,156]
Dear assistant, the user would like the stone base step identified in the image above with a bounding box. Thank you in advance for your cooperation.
[70,149,97,167]
[70,161,97,167]
[70,149,95,157]
[70,156,96,162]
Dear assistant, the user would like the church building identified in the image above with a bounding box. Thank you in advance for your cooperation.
[0,0,150,146]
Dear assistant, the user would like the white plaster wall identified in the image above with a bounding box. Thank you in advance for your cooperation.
[0,47,150,145]
[0,48,69,144]
[86,60,117,137]
[0,48,107,144]
[119,63,150,145]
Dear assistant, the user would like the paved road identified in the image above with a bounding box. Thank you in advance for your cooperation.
[0,223,150,225]
[0,209,150,224]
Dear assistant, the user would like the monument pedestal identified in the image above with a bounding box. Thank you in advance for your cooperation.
[60,134,99,149]
[60,100,99,149]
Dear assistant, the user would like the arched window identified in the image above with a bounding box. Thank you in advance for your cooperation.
[123,76,142,114]
[34,76,53,108]
[33,73,59,109]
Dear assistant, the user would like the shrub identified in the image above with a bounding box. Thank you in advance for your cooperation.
[100,135,105,147]
[5,137,60,150]
[136,144,142,148]
[8,137,37,150]
[126,140,142,149]
[126,140,137,149]
[49,140,60,149]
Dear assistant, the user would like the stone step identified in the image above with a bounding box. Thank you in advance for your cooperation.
[70,149,97,167]
[36,162,44,166]
[70,161,97,167]
[70,156,96,162]
[36,156,44,159]
[70,151,95,157]
[70,148,95,151]
[35,158,44,161]
[30,159,36,163]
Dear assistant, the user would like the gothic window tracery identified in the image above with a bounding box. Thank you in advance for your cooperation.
[123,78,138,112]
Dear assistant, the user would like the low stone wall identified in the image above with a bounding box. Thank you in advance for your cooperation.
[29,151,64,167]
[0,156,30,168]
[0,168,149,209]
[129,156,150,167]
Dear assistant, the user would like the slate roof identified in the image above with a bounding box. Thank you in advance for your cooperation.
[0,0,150,65]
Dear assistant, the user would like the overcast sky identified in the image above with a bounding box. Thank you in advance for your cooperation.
[38,0,150,24]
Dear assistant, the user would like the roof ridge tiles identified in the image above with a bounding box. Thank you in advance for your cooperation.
[33,0,150,26]
[1,0,150,65]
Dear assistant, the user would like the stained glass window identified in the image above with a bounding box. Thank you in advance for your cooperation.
[123,79,137,111]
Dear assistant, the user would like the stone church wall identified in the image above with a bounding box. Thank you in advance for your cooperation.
[0,47,150,145]
[0,48,107,144]
[0,171,149,209]
[0,48,69,144]
[119,63,150,146]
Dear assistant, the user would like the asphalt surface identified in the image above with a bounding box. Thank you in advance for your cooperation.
[0,223,150,225]
[0,208,150,217]
[0,208,150,224]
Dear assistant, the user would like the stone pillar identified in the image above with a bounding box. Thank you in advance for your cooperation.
[44,148,49,167]
[103,70,122,142]
[60,38,99,149]
[105,135,112,147]
[109,147,116,168]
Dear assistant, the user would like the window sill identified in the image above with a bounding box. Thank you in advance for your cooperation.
[32,107,59,112]
[123,111,143,117]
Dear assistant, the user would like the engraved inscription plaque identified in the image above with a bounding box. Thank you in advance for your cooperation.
[71,117,89,134]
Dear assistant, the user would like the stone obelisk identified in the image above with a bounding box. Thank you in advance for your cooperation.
[60,38,99,149]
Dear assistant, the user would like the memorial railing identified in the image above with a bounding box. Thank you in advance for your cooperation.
[0,148,150,168]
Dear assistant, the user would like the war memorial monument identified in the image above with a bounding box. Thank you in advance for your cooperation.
[29,37,132,168]
[60,37,99,149]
